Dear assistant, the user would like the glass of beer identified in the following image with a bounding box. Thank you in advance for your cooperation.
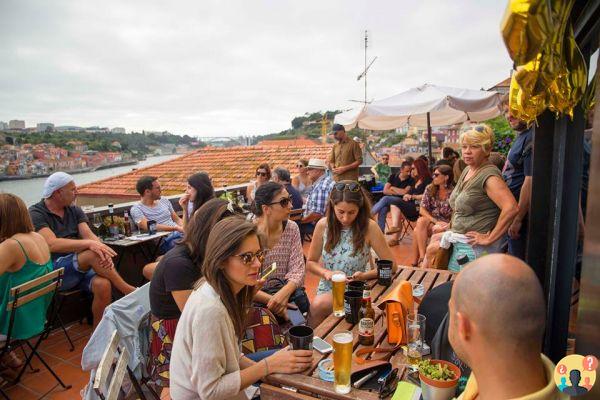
[332,272,347,317]
[333,331,353,394]
[407,313,426,367]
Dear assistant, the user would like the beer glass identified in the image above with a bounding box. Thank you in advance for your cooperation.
[333,331,353,394]
[332,272,346,317]
[407,313,426,367]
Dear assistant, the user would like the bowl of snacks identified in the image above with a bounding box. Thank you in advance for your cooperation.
[418,359,461,400]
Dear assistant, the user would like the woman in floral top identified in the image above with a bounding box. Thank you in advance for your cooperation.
[411,165,454,267]
[306,181,395,327]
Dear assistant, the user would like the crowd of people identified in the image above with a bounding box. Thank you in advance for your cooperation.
[0,110,574,399]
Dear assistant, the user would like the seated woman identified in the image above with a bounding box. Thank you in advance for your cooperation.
[170,217,313,400]
[0,193,54,369]
[147,198,240,389]
[291,159,312,202]
[307,181,395,327]
[410,165,454,267]
[252,182,308,317]
[446,124,517,270]
[246,163,271,203]
[387,158,432,246]
[178,172,215,227]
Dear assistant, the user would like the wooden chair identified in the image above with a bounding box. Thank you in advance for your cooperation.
[93,330,130,400]
[0,268,72,390]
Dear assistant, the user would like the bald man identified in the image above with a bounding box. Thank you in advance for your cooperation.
[449,254,566,399]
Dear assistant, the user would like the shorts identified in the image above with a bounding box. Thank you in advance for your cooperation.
[54,253,96,293]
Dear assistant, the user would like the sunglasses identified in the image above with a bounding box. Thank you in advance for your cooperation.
[256,171,268,177]
[433,172,441,177]
[296,164,305,168]
[334,182,361,192]
[267,197,291,207]
[235,249,266,265]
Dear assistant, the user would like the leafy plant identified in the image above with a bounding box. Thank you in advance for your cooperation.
[418,360,456,381]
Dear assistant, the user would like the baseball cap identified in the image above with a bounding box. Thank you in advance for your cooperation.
[42,172,75,198]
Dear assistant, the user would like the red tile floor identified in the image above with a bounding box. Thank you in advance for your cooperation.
[3,235,417,399]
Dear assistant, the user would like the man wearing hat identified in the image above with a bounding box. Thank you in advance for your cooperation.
[299,159,335,240]
[29,172,136,327]
[328,124,363,182]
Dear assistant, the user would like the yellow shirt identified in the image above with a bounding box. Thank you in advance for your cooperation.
[458,355,567,400]
[328,137,363,181]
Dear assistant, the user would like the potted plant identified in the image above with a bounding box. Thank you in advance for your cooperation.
[418,359,461,400]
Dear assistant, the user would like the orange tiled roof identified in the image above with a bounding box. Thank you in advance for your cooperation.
[77,145,332,198]
[256,138,321,147]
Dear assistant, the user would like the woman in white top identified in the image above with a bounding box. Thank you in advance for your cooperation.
[170,217,313,400]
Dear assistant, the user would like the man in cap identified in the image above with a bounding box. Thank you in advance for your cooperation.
[449,254,566,399]
[29,172,136,327]
[299,159,335,240]
[328,124,363,181]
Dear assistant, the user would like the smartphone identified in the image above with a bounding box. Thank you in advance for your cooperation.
[312,336,333,354]
[287,308,306,326]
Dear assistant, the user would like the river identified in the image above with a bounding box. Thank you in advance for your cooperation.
[0,154,180,205]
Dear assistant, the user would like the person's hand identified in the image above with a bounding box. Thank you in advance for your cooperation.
[466,231,491,246]
[267,290,291,317]
[178,193,190,209]
[332,167,345,175]
[432,221,449,234]
[508,218,522,239]
[175,225,185,233]
[351,271,366,281]
[88,241,117,269]
[322,270,344,281]
[265,348,313,375]
[403,194,412,201]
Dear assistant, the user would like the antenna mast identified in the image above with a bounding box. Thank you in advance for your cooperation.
[364,30,368,105]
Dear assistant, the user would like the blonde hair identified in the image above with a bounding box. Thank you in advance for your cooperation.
[459,124,495,155]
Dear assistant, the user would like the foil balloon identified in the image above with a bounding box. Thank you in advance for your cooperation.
[501,0,551,66]
[539,0,574,89]
[510,73,547,124]
[514,53,545,96]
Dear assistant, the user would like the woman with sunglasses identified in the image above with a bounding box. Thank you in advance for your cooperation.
[170,217,313,400]
[306,181,395,327]
[147,198,241,389]
[410,165,454,268]
[445,124,517,270]
[252,182,308,318]
[291,159,312,202]
[246,163,271,203]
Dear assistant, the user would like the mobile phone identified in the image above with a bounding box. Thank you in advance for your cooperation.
[312,336,333,354]
[287,308,306,326]
[260,262,277,280]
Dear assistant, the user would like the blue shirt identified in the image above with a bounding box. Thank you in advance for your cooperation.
[502,127,533,201]
[304,173,334,218]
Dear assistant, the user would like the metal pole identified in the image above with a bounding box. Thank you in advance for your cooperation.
[426,112,433,168]
[364,30,368,105]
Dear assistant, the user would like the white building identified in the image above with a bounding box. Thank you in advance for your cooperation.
[9,120,25,129]
[36,123,55,132]
[0,121,7,130]
[111,127,126,134]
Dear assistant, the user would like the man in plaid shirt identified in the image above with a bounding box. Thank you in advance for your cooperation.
[299,158,334,241]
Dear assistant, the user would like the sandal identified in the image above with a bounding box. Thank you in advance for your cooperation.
[387,239,399,247]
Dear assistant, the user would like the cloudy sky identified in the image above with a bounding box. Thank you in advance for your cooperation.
[0,0,511,137]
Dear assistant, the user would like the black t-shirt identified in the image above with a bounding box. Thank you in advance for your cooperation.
[28,200,89,260]
[149,244,202,319]
[411,177,433,196]
[387,174,415,194]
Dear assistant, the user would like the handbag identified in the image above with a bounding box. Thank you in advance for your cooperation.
[241,306,287,354]
[261,278,310,314]
[377,280,415,345]
[432,244,452,269]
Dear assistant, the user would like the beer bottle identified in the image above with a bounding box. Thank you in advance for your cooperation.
[358,290,375,346]
[108,203,119,237]
[123,211,132,236]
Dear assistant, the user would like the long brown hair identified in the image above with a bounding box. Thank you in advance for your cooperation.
[0,193,34,242]
[413,158,432,182]
[325,181,372,256]
[429,165,454,199]
[196,217,261,338]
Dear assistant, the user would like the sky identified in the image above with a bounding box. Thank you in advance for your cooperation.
[0,0,512,138]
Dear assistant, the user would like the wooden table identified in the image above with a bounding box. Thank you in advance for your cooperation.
[262,266,456,400]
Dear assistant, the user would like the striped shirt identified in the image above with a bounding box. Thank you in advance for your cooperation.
[263,220,305,288]
[130,198,177,227]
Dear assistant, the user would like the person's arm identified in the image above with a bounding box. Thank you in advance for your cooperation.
[0,240,20,274]
[382,182,395,195]
[353,220,396,280]
[336,160,361,174]
[78,221,102,242]
[419,205,437,225]
[37,226,95,254]
[467,176,518,245]
[246,183,255,202]
[508,176,532,239]
[371,164,379,178]
[306,219,332,279]
[327,148,335,170]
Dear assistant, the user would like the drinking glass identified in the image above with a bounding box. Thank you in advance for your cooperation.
[332,272,347,317]
[92,213,103,232]
[333,331,353,394]
[407,313,426,368]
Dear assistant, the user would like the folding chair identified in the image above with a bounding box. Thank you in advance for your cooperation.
[0,268,72,390]
[52,288,85,352]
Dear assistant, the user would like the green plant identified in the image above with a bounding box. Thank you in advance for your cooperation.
[418,360,456,381]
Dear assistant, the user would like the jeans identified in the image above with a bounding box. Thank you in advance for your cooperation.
[507,217,528,261]
[371,195,406,232]
[160,231,183,254]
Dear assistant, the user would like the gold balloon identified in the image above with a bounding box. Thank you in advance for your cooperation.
[539,0,574,88]
[514,53,544,96]
[510,73,547,124]
[501,0,551,66]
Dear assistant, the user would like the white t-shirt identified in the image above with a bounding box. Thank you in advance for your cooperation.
[130,198,176,227]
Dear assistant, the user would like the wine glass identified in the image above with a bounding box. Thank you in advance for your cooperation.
[92,213,102,232]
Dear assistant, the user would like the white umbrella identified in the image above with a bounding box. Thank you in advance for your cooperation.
[335,84,503,162]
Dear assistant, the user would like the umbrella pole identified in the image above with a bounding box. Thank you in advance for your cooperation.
[427,112,433,168]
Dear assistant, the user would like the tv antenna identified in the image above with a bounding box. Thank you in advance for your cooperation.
[349,30,377,105]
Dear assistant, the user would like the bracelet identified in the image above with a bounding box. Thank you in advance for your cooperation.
[263,358,270,376]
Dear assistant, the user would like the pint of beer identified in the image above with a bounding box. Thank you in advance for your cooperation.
[333,331,353,394]
[332,272,346,317]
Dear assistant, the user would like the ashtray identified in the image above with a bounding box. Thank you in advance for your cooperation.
[318,359,334,382]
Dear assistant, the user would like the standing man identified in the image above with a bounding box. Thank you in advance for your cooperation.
[370,153,392,184]
[299,159,335,241]
[328,124,363,181]
[502,101,533,260]
[29,172,136,327]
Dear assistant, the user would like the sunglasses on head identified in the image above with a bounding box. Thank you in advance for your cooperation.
[473,125,486,133]
[334,182,361,192]
[267,197,291,207]
[296,164,305,168]
[235,249,266,265]
[256,171,268,177]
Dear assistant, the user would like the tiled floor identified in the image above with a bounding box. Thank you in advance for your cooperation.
[2,233,417,399]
